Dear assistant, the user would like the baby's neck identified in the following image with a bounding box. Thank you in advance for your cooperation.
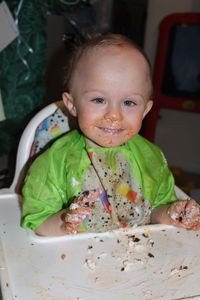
[85,138,100,148]
[84,137,126,149]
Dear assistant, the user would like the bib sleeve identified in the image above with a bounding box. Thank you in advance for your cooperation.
[21,150,67,230]
[151,153,178,209]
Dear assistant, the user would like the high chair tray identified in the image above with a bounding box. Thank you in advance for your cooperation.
[1,193,200,300]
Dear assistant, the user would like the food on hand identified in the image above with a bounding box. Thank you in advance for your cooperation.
[61,190,100,234]
[168,199,200,230]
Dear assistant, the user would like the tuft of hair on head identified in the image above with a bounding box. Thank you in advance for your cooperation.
[63,32,153,94]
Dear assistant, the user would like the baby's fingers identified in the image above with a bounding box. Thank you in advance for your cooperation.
[190,223,200,231]
[168,200,187,222]
[185,199,200,215]
[65,213,84,224]
[71,207,93,216]
[176,199,200,230]
[77,190,100,207]
[64,207,93,224]
[61,222,78,234]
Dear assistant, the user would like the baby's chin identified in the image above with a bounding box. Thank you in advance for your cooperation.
[85,136,130,148]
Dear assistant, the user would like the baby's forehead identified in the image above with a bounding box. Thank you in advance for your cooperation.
[76,45,152,82]
[70,43,153,97]
[77,44,150,71]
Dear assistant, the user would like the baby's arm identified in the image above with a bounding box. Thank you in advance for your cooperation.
[35,209,68,236]
[150,199,200,230]
[35,190,99,236]
[35,207,92,236]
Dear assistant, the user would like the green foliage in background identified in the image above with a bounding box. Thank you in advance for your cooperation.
[0,0,89,155]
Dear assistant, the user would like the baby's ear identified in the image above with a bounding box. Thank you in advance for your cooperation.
[62,92,77,117]
[143,100,153,119]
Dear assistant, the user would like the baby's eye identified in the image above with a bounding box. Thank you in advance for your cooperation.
[123,100,136,106]
[91,98,105,104]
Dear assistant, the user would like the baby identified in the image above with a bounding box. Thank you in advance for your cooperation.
[21,33,200,236]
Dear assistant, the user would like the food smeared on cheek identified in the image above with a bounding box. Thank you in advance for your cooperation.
[125,129,135,138]
[82,125,90,131]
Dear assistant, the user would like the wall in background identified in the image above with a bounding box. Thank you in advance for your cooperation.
[144,0,200,174]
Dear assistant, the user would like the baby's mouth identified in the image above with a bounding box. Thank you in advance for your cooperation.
[97,127,124,135]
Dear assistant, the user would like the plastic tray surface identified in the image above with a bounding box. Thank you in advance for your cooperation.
[1,194,200,300]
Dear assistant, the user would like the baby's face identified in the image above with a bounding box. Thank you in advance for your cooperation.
[63,45,153,147]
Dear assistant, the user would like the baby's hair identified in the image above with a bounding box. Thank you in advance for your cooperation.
[63,33,152,94]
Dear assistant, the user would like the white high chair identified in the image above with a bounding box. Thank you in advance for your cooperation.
[0,101,200,300]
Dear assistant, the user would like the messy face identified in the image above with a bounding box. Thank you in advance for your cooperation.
[63,46,153,147]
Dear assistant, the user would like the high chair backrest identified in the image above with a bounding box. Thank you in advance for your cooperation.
[8,101,77,193]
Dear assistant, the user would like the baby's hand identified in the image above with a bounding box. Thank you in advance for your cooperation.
[75,190,100,208]
[168,199,200,230]
[61,190,100,234]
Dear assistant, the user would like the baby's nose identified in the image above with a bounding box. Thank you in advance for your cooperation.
[104,105,123,121]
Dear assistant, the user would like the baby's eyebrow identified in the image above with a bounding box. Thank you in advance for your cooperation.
[125,93,145,100]
[83,89,104,94]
